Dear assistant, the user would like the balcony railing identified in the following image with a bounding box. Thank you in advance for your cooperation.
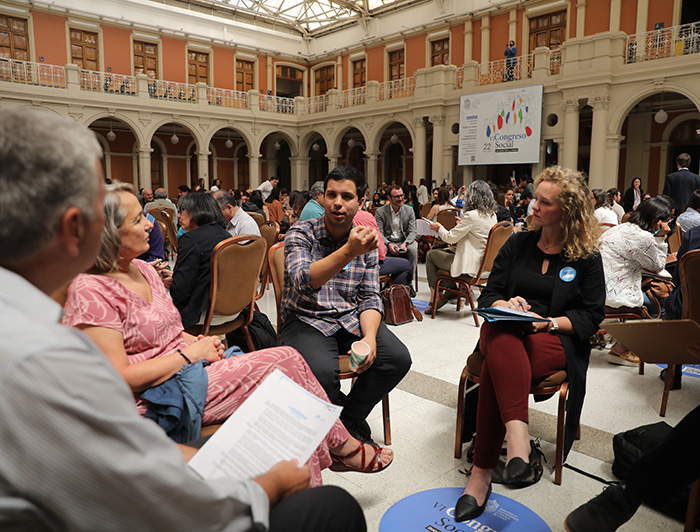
[260,94,295,114]
[80,70,136,95]
[0,58,66,88]
[626,21,700,63]
[149,79,197,102]
[550,49,562,75]
[339,86,366,108]
[455,66,465,89]
[477,54,533,85]
[307,94,328,113]
[207,87,248,108]
[378,77,415,100]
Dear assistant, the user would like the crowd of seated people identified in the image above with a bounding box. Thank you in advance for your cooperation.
[10,101,697,532]
[62,181,394,488]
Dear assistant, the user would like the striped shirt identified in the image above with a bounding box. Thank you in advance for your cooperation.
[0,266,269,531]
[281,216,383,336]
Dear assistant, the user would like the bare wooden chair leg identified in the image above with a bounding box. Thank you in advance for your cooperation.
[454,365,469,459]
[554,382,568,485]
[685,479,700,532]
[660,364,676,417]
[382,394,391,445]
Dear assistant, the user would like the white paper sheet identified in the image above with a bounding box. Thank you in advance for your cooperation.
[188,369,342,481]
[416,218,437,236]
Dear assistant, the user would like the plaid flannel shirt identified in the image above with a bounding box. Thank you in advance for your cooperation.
[281,216,383,336]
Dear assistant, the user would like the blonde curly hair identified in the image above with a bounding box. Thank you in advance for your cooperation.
[532,166,599,261]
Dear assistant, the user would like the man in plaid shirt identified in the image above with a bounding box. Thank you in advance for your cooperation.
[280,167,412,444]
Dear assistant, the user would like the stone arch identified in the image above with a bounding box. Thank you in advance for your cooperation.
[368,116,415,154]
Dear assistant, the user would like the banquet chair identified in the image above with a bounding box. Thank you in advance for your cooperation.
[148,207,178,258]
[185,235,266,352]
[454,350,576,485]
[249,211,266,227]
[429,221,513,326]
[267,242,393,445]
[256,220,280,301]
[660,249,700,417]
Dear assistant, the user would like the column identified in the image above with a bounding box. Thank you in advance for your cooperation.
[605,135,625,190]
[589,96,610,190]
[266,55,273,92]
[610,0,622,33]
[248,154,261,189]
[636,0,649,35]
[430,114,446,183]
[138,145,152,190]
[290,156,310,190]
[464,19,473,64]
[480,16,490,65]
[412,117,427,181]
[560,99,580,170]
[576,1,586,39]
[197,151,210,188]
[233,158,239,189]
[326,153,340,172]
[509,9,517,42]
[365,151,379,192]
[658,141,671,193]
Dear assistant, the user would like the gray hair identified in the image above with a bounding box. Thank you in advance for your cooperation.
[154,188,168,199]
[214,190,237,209]
[463,180,497,217]
[0,108,102,264]
[309,180,325,199]
[92,182,135,273]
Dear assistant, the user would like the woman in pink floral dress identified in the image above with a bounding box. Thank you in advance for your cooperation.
[63,183,392,486]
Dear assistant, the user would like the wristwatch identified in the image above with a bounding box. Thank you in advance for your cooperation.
[548,317,559,333]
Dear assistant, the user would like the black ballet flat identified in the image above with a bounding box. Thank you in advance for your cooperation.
[502,440,540,487]
[455,483,492,522]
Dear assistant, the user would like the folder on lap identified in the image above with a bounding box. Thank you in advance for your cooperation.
[604,319,700,365]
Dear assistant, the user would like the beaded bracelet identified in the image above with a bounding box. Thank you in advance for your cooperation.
[177,348,192,365]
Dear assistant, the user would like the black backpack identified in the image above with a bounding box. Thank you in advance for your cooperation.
[226,309,277,352]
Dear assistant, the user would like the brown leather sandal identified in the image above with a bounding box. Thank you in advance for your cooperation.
[329,442,393,473]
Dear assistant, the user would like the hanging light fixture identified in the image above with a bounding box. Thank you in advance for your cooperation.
[312,142,320,151]
[390,122,399,144]
[225,129,233,149]
[106,117,116,142]
[273,140,281,151]
[170,124,179,145]
[654,92,668,124]
[347,138,356,148]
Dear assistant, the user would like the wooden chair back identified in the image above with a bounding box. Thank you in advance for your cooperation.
[667,223,683,255]
[599,222,616,233]
[200,235,266,337]
[474,221,513,281]
[249,211,266,227]
[420,203,433,219]
[256,221,280,300]
[620,211,632,224]
[680,248,700,321]
[148,207,178,254]
[436,208,460,231]
[268,241,286,334]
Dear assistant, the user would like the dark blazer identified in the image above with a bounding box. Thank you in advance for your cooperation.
[663,168,700,212]
[478,230,606,458]
[171,223,231,329]
[623,185,644,213]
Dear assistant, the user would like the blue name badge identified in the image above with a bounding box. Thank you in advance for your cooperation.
[559,266,576,282]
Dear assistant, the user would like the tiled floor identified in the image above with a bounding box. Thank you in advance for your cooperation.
[257,263,696,531]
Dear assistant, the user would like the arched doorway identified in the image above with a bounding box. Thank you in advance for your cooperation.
[87,117,137,185]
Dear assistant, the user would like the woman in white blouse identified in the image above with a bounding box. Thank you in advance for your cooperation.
[425,181,498,313]
[599,196,673,365]
[592,188,618,227]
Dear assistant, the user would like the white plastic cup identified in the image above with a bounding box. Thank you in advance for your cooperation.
[349,341,371,371]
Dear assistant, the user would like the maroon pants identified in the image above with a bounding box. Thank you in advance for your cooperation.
[473,321,566,469]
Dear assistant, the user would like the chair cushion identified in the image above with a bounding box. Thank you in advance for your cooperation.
[604,305,644,317]
[437,269,474,282]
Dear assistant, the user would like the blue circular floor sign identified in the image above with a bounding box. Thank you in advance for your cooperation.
[380,487,552,532]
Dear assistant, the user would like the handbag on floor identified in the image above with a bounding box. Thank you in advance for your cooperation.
[381,285,422,326]
[463,436,545,486]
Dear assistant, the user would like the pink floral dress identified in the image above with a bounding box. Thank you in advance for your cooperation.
[63,259,347,485]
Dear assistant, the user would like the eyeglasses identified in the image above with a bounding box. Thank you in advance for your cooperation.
[391,194,404,199]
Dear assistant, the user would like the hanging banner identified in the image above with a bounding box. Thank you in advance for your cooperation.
[458,85,543,166]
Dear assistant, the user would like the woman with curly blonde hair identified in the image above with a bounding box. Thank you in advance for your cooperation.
[455,166,606,522]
